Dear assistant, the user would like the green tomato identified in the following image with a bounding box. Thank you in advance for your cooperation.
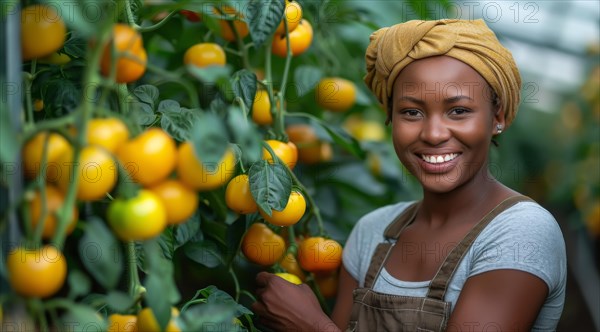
[107,190,167,241]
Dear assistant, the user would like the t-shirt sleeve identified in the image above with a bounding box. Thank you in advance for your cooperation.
[467,202,567,294]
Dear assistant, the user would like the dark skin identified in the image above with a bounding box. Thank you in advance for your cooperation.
[252,56,549,331]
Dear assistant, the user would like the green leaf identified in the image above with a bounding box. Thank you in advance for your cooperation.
[143,240,181,305]
[187,65,232,83]
[131,101,156,126]
[227,108,263,164]
[189,112,229,167]
[181,302,239,332]
[158,100,198,141]
[230,69,257,111]
[294,65,323,97]
[41,77,79,116]
[174,212,201,249]
[246,0,285,47]
[184,240,224,268]
[67,269,91,300]
[206,289,253,316]
[159,227,175,260]
[106,290,136,313]
[62,34,87,59]
[248,161,292,215]
[145,273,173,332]
[134,85,160,109]
[60,303,107,332]
[225,217,247,264]
[313,118,365,159]
[79,217,122,290]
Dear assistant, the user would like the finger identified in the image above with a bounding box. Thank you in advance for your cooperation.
[255,271,273,287]
[251,300,268,316]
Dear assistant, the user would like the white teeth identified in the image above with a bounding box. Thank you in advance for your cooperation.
[421,153,458,164]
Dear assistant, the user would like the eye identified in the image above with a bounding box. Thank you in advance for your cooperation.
[449,107,471,116]
[399,109,423,118]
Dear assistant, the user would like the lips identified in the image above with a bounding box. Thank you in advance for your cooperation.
[412,152,462,174]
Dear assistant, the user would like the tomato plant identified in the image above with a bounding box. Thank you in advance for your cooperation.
[2,1,438,330]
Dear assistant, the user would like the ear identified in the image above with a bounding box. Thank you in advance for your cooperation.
[493,107,506,136]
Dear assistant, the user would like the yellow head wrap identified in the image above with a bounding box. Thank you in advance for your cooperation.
[364,19,522,127]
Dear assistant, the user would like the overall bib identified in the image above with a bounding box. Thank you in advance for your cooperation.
[346,196,532,332]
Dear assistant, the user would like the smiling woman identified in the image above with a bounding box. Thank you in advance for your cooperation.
[251,19,567,332]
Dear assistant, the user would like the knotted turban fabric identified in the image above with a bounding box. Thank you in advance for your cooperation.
[364,19,522,127]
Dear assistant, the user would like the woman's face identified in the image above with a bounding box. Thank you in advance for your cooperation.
[391,56,504,194]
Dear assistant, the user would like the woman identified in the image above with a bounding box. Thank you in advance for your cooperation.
[252,19,567,331]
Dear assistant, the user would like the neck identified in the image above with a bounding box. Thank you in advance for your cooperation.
[419,167,501,228]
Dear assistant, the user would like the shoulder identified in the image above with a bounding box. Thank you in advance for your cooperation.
[469,200,567,294]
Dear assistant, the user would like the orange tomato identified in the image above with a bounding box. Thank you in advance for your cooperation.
[183,43,226,68]
[298,237,342,273]
[7,245,67,298]
[314,271,339,298]
[241,223,286,266]
[137,307,180,332]
[271,19,313,57]
[215,6,249,42]
[116,128,177,187]
[279,252,306,282]
[29,185,78,239]
[285,124,332,165]
[100,24,147,83]
[108,314,138,332]
[177,142,236,191]
[148,179,198,225]
[262,140,298,170]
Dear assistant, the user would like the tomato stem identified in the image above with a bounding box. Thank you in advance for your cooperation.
[126,241,143,303]
[228,266,241,302]
[307,274,331,316]
[145,62,200,109]
[51,11,115,248]
[137,10,178,33]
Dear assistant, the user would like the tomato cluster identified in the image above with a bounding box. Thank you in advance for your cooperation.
[9,0,369,329]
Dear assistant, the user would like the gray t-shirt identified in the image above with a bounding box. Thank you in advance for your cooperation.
[342,201,567,331]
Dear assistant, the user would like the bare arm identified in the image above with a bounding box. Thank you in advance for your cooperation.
[330,265,358,330]
[447,269,548,331]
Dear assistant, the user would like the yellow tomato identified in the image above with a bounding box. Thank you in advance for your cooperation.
[108,314,137,332]
[251,89,273,126]
[316,77,357,113]
[148,179,198,225]
[275,272,303,285]
[87,118,130,153]
[7,245,67,298]
[107,189,167,241]
[33,99,44,112]
[22,131,71,181]
[116,128,177,187]
[177,142,236,191]
[29,185,78,239]
[56,146,118,201]
[275,1,303,35]
[285,124,332,165]
[225,174,258,214]
[260,190,306,227]
[279,253,306,281]
[343,116,386,141]
[137,307,180,332]
[21,4,66,60]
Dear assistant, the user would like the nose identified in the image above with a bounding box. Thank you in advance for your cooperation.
[419,115,450,145]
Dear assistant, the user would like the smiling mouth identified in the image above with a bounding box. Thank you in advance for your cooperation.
[420,153,459,164]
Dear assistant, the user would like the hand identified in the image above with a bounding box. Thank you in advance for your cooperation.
[252,272,340,332]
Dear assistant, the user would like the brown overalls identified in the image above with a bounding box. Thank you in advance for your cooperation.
[346,196,532,332]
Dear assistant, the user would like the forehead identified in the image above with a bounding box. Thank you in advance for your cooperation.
[392,56,491,98]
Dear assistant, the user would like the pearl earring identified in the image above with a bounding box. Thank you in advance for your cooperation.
[496,124,503,134]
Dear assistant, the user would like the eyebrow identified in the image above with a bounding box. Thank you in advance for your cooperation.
[396,95,474,104]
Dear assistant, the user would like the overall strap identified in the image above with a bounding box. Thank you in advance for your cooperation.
[426,195,534,300]
[364,202,420,288]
